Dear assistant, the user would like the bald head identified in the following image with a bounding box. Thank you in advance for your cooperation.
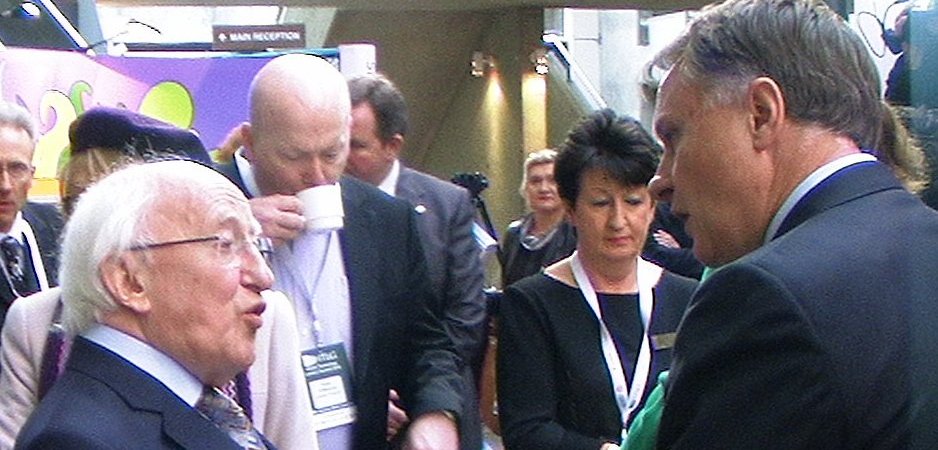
[250,54,350,132]
[245,54,352,194]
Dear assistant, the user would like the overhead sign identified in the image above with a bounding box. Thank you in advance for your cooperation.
[213,24,306,51]
[0,46,339,198]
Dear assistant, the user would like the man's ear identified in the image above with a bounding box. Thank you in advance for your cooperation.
[242,123,254,162]
[748,77,786,150]
[384,134,405,160]
[100,255,151,314]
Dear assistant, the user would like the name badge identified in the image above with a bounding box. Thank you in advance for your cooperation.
[651,332,677,351]
[302,343,356,431]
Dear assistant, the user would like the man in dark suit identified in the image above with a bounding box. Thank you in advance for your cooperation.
[16,160,276,449]
[648,1,938,448]
[346,73,485,449]
[0,102,63,331]
[641,201,702,280]
[219,54,463,450]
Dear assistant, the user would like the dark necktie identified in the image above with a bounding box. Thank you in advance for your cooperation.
[0,235,38,297]
[195,386,267,449]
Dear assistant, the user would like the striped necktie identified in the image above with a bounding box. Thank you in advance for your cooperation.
[0,235,37,297]
[195,386,267,449]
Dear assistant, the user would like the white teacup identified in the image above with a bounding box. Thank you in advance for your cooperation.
[296,183,344,233]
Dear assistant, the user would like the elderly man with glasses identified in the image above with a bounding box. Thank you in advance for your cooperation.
[16,160,280,449]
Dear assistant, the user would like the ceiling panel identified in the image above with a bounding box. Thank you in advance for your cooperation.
[99,0,711,11]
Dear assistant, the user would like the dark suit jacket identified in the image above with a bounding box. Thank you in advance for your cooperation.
[216,162,464,449]
[642,202,703,280]
[15,337,247,450]
[396,166,485,449]
[657,162,938,449]
[0,202,63,329]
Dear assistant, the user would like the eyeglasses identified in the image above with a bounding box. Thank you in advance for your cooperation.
[0,162,33,182]
[129,235,273,265]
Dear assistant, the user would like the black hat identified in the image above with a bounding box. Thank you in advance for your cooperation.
[68,107,211,165]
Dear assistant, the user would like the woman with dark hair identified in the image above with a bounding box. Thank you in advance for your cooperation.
[496,109,696,450]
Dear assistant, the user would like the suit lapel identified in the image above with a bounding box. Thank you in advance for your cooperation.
[21,204,61,286]
[338,177,382,392]
[0,276,14,306]
[773,162,903,239]
[215,160,249,196]
[162,406,244,449]
[396,167,425,208]
[68,337,242,449]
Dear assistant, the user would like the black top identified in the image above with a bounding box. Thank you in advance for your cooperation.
[599,293,641,382]
[496,269,696,450]
[498,215,577,288]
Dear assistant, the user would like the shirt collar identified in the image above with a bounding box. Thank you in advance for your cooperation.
[234,148,262,199]
[377,159,401,197]
[1,212,27,244]
[763,152,877,244]
[83,325,204,407]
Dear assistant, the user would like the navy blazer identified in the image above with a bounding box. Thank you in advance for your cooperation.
[395,166,485,450]
[0,202,63,328]
[642,202,703,280]
[657,162,938,449]
[395,166,485,367]
[216,162,464,449]
[15,337,248,450]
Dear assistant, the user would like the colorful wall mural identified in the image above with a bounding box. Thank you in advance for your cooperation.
[0,47,338,198]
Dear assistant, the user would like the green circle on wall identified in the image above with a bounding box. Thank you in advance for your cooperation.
[138,81,195,129]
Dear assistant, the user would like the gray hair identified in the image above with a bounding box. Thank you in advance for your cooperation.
[0,101,37,141]
[60,160,239,334]
[654,0,882,150]
[519,148,558,197]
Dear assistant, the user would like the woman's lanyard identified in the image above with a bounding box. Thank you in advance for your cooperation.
[570,251,662,441]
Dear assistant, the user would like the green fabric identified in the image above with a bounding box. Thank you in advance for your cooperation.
[621,371,669,450]
[621,268,714,450]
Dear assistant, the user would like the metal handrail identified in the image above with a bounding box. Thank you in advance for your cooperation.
[542,32,606,111]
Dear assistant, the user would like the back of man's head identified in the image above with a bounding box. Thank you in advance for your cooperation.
[348,73,409,142]
[654,0,882,150]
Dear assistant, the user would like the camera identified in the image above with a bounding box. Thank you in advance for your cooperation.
[451,172,489,198]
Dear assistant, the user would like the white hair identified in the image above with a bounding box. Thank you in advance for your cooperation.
[0,101,36,141]
[519,148,558,197]
[60,160,243,334]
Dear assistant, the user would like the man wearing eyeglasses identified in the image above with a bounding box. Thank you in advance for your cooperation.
[16,160,278,449]
[0,102,63,333]
[1,107,316,450]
